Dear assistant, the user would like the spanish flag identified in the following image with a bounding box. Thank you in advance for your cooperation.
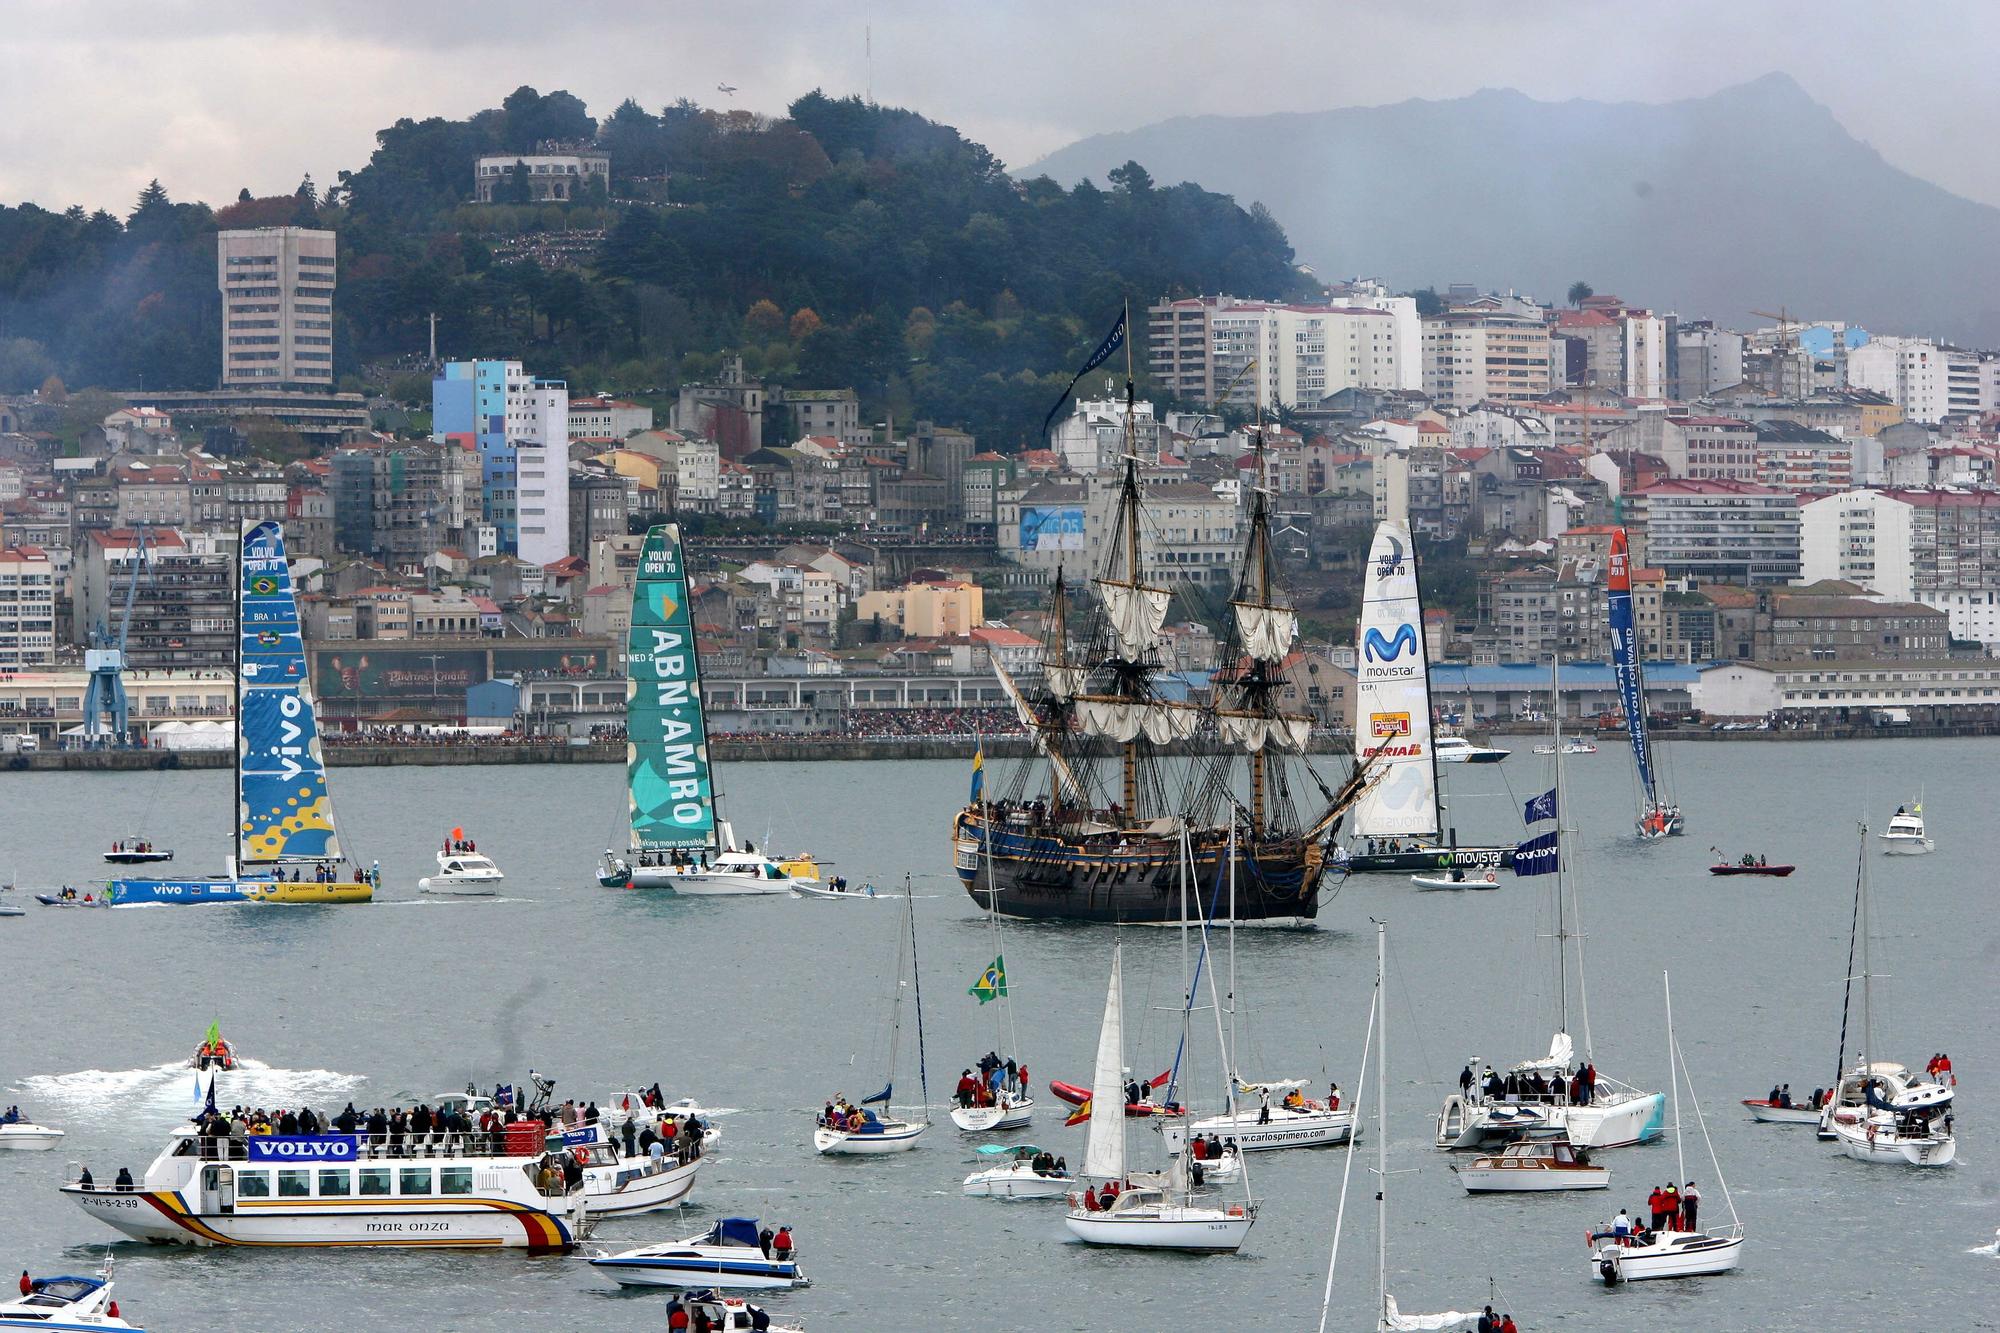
[969,742,985,802]
[1065,1097,1093,1127]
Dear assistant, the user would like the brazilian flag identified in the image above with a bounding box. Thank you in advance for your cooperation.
[968,955,1007,1004]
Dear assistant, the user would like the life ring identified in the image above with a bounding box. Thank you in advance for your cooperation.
[574,1146,593,1164]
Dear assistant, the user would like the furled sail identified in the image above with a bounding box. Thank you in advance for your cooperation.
[1081,945,1126,1181]
[626,524,717,850]
[1076,698,1200,744]
[1094,578,1170,659]
[1607,528,1658,809]
[1217,712,1313,753]
[1231,601,1298,662]
[237,520,341,865]
[1045,664,1090,700]
[992,661,1085,803]
[1351,521,1440,838]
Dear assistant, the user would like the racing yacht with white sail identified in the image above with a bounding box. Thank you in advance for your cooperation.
[104,521,372,907]
[597,524,818,895]
[1341,521,1516,875]
[813,877,931,1154]
[1609,528,1682,839]
[1434,669,1665,1150]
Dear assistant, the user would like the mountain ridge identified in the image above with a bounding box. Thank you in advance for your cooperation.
[1025,73,2000,344]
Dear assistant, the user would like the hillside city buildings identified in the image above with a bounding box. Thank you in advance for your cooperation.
[215,226,337,390]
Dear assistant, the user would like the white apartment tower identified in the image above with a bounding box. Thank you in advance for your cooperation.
[216,227,337,388]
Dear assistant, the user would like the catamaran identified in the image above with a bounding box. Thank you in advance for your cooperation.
[1609,528,1682,839]
[813,876,931,1154]
[1826,825,1956,1166]
[597,524,818,895]
[104,521,372,907]
[1435,664,1665,1151]
[1342,521,1516,876]
[954,366,1370,925]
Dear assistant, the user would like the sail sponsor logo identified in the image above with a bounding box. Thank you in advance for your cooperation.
[1362,624,1418,664]
[1370,712,1411,738]
[1365,742,1426,759]
[247,1135,360,1162]
[1375,531,1407,578]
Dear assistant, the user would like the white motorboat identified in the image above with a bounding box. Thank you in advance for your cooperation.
[1411,869,1502,891]
[949,1096,1033,1132]
[961,1144,1073,1198]
[1437,667,1666,1152]
[1587,971,1746,1285]
[64,1123,585,1249]
[1061,945,1256,1252]
[1877,803,1932,855]
[672,1290,803,1333]
[0,1120,64,1151]
[589,1217,806,1289]
[1456,1135,1609,1192]
[814,875,931,1156]
[0,1261,142,1330]
[1532,739,1598,755]
[103,838,172,865]
[790,877,875,899]
[420,833,504,895]
[1159,1084,1355,1153]
[1827,826,1956,1167]
[603,844,810,896]
[1434,735,1508,763]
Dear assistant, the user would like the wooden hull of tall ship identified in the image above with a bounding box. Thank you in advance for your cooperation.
[953,809,1322,925]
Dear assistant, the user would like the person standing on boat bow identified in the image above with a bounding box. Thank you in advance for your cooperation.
[1680,1180,1700,1231]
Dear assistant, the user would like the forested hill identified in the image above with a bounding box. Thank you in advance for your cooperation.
[0,88,1309,446]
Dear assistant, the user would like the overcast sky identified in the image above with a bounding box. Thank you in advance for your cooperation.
[7,0,1999,214]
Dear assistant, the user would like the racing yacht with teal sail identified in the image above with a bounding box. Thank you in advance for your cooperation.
[104,521,372,907]
[598,524,817,893]
[1340,520,1515,875]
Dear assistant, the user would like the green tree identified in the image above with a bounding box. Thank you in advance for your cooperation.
[1568,281,1594,308]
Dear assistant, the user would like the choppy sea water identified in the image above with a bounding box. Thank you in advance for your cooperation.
[0,738,1994,1330]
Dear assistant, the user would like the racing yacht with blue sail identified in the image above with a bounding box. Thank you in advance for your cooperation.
[598,524,818,894]
[103,521,371,907]
[1609,529,1682,839]
[1341,520,1515,875]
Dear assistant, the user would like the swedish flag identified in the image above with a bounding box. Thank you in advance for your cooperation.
[969,744,985,802]
[969,954,1007,1004]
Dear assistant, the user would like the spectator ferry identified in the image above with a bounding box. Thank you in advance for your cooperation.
[62,1123,586,1250]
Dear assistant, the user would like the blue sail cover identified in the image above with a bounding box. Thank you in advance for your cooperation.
[237,521,341,865]
[626,525,717,850]
[1606,529,1657,808]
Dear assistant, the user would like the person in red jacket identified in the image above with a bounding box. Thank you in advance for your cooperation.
[1498,1316,1517,1333]
[667,1299,690,1331]
[18,1272,30,1297]
[771,1226,793,1261]
[1648,1186,1667,1232]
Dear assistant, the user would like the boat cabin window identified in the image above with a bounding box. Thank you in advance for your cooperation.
[358,1167,391,1196]
[440,1166,474,1195]
[277,1169,311,1198]
[236,1170,271,1198]
[399,1167,433,1195]
[318,1169,351,1197]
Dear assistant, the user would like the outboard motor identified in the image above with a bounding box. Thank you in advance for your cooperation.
[1598,1250,1623,1285]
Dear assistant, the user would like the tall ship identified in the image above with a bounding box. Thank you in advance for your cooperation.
[598,524,818,893]
[953,379,1370,925]
[1340,521,1516,875]
[1609,527,1683,838]
[105,521,372,907]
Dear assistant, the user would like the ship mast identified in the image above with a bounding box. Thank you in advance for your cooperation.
[1119,308,1142,817]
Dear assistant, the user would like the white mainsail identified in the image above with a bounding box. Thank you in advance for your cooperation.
[1351,521,1439,838]
[1081,945,1126,1181]
[1232,601,1299,662]
[1095,579,1171,660]
[1381,1296,1478,1331]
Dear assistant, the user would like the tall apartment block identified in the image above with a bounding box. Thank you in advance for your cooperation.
[216,227,337,388]
[432,360,571,566]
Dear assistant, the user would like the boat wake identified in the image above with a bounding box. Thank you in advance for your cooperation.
[379,896,534,906]
[17,1060,365,1123]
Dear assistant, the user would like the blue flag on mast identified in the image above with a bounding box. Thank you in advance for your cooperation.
[1040,308,1129,440]
[1514,830,1560,876]
[1523,788,1557,824]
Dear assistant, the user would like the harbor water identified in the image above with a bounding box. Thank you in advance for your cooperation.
[0,738,1993,1329]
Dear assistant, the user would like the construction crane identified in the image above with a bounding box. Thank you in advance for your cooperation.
[1750,307,1810,397]
[82,527,148,747]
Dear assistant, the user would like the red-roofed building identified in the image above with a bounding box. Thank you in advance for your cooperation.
[0,543,56,667]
